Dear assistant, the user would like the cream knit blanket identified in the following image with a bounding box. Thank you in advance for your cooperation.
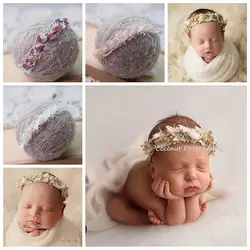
[184,40,240,82]
[5,215,81,246]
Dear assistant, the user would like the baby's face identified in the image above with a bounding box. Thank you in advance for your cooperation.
[152,143,210,197]
[190,22,224,63]
[17,182,65,230]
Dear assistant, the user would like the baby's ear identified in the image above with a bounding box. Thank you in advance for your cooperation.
[62,203,66,212]
[148,160,157,179]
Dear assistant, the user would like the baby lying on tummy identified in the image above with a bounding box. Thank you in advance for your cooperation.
[6,172,81,246]
[183,9,240,82]
[106,115,215,226]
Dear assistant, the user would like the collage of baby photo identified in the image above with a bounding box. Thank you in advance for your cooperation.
[1,0,247,247]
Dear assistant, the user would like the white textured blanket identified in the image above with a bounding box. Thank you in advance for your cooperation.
[184,40,240,82]
[6,215,81,246]
[86,136,227,232]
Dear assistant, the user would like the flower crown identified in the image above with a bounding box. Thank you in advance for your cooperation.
[18,18,69,73]
[184,12,227,34]
[141,125,217,158]
[17,172,69,200]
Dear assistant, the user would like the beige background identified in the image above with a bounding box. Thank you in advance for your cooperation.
[3,167,82,245]
[168,3,247,82]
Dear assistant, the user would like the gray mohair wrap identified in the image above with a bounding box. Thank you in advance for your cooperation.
[16,102,75,161]
[95,16,161,79]
[11,19,79,82]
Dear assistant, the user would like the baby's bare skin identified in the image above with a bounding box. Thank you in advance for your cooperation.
[106,115,213,226]
[107,144,212,226]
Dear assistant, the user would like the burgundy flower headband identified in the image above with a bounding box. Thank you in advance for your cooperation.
[18,18,69,73]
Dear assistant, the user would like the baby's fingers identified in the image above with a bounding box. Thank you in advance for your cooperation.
[152,177,162,193]
[164,181,179,199]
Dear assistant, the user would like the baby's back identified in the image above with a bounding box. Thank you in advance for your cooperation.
[122,161,161,210]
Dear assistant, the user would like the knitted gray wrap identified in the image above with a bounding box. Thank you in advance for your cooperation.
[16,102,75,161]
[95,16,161,79]
[11,19,79,82]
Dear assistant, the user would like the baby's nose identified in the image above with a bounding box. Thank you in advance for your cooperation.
[185,169,197,181]
[205,41,212,50]
[29,207,40,217]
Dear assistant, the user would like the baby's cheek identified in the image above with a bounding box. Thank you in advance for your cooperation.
[167,174,183,191]
[41,212,61,228]
[200,173,210,189]
[17,208,28,223]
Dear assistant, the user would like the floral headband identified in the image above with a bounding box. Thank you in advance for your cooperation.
[95,17,160,59]
[18,102,74,148]
[184,12,227,34]
[18,18,69,73]
[141,125,217,160]
[17,172,69,200]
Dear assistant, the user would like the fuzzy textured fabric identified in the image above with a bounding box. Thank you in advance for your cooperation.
[168,3,246,82]
[16,102,75,161]
[6,214,81,246]
[95,16,160,79]
[86,136,227,232]
[184,40,240,82]
[11,19,79,82]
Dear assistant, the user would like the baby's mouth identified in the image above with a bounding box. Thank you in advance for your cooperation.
[184,186,199,193]
[27,220,41,228]
[203,52,215,62]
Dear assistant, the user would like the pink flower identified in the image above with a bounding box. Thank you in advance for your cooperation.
[48,33,57,40]
[55,25,63,32]
[63,18,69,25]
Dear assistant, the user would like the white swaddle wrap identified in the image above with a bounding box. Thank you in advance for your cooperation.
[86,136,227,232]
[5,215,81,246]
[184,40,240,82]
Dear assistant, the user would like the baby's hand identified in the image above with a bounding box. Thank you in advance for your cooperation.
[148,210,164,225]
[152,177,180,200]
[206,173,213,191]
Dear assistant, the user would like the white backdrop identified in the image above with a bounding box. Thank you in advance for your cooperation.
[86,86,246,246]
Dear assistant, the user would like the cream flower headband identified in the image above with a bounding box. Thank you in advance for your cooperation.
[141,125,217,159]
[17,172,69,200]
[184,12,227,34]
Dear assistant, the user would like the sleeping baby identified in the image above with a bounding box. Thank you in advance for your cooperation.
[5,172,81,246]
[106,115,215,226]
[183,8,240,82]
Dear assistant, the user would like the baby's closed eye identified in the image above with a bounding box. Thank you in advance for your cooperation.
[23,204,31,209]
[196,165,207,171]
[42,207,53,212]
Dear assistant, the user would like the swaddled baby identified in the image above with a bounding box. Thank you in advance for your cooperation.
[184,8,240,82]
[5,172,81,246]
[106,115,216,226]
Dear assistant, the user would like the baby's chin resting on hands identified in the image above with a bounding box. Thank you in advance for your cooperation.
[148,175,212,225]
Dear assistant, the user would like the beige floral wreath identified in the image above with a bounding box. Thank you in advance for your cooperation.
[17,172,69,200]
[184,12,227,34]
[141,125,217,158]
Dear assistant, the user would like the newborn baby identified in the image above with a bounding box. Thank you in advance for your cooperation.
[5,172,81,246]
[186,9,226,63]
[106,115,215,225]
[183,8,240,82]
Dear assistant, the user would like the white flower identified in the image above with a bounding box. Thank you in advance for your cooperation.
[189,130,200,141]
[165,125,177,133]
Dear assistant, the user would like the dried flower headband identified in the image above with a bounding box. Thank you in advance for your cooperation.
[141,125,217,160]
[184,12,227,34]
[17,172,69,200]
[95,17,160,59]
[18,18,69,73]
